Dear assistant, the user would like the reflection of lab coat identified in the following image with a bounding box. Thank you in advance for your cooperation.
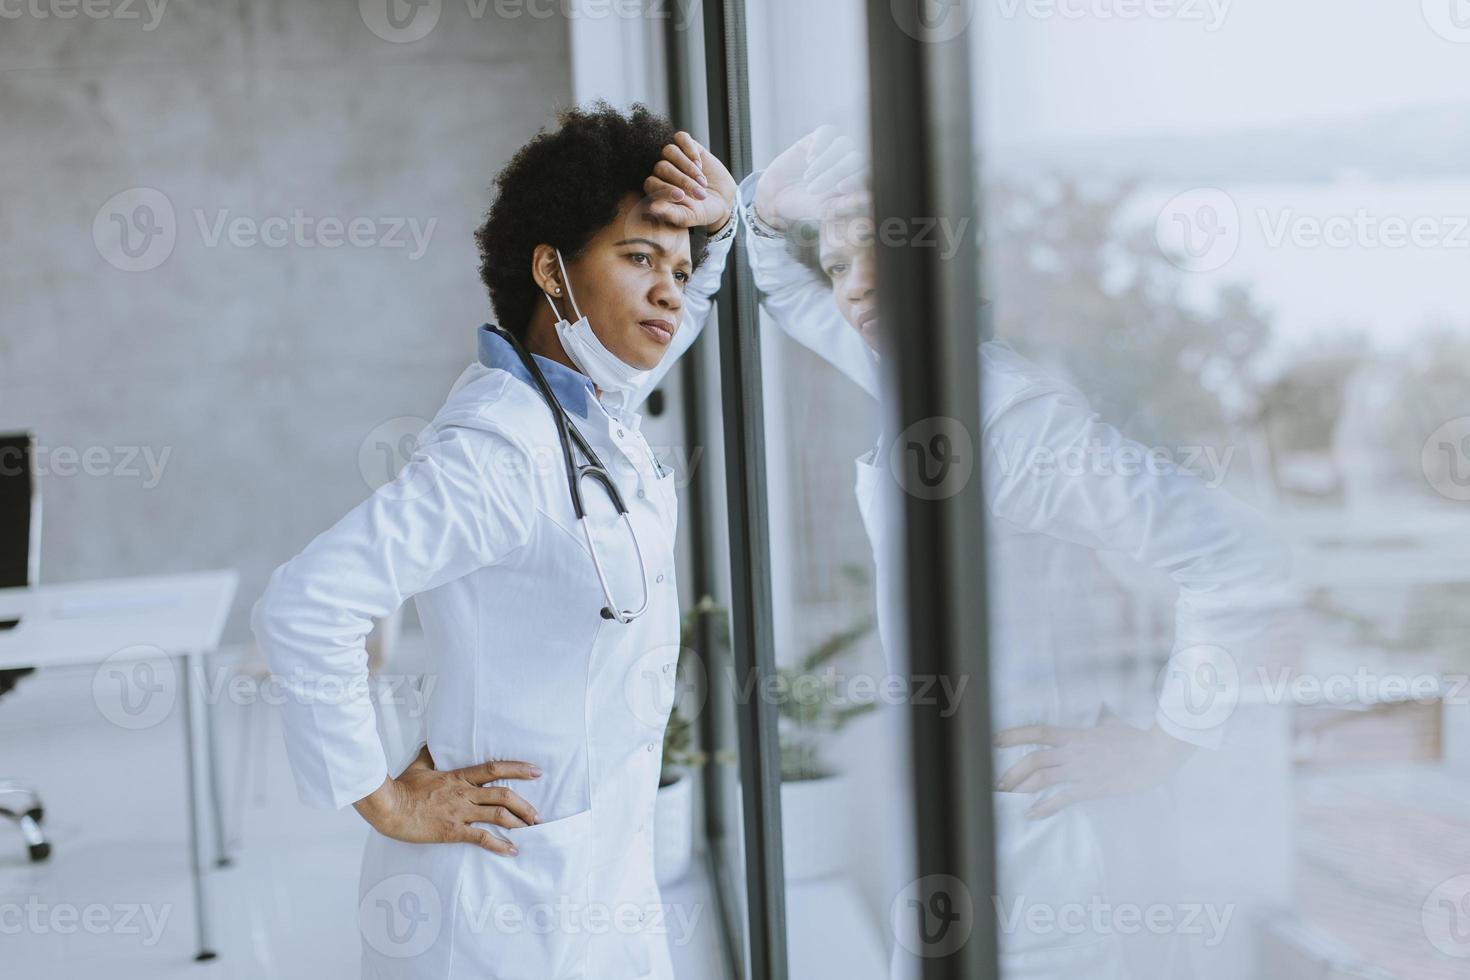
[738,171,1286,979]
[251,220,734,979]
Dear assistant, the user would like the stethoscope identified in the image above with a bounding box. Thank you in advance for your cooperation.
[484,322,651,624]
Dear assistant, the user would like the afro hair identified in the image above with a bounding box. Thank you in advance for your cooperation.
[474,100,711,339]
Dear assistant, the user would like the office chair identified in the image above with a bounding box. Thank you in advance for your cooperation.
[0,431,50,862]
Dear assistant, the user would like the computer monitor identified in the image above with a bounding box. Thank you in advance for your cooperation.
[0,432,38,590]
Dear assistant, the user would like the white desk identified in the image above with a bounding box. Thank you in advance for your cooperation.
[0,570,239,962]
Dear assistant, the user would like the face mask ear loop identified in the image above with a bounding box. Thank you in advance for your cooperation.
[554,248,585,322]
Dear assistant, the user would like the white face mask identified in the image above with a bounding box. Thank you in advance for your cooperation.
[544,248,651,400]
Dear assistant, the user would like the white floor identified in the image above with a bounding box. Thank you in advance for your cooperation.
[0,651,733,979]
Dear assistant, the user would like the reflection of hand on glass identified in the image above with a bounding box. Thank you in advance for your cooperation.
[992,707,1197,819]
[739,135,881,397]
[752,124,869,233]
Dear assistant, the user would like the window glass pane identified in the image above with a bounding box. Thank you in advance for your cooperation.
[739,1,916,977]
[972,5,1468,979]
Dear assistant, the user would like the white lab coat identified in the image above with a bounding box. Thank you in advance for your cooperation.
[251,218,736,979]
[738,171,1289,979]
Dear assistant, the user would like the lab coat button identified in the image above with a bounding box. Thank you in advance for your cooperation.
[637,488,646,498]
[646,742,655,751]
[662,663,672,673]
[656,573,665,583]
[617,428,625,438]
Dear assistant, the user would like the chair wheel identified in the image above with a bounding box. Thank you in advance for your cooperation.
[25,806,42,824]
[28,842,50,862]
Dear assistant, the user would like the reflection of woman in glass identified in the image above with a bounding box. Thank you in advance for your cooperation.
[252,103,737,980]
[741,126,1288,979]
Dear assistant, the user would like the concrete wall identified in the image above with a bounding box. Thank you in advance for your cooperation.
[0,0,573,643]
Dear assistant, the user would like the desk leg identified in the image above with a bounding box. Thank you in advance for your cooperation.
[200,651,231,868]
[181,652,218,962]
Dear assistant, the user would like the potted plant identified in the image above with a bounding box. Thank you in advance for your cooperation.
[774,594,876,880]
[672,566,878,882]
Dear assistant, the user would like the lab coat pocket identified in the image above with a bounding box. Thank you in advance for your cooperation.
[454,807,596,980]
[648,465,678,534]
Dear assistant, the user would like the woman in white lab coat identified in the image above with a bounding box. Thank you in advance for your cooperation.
[251,103,737,980]
[738,129,1290,980]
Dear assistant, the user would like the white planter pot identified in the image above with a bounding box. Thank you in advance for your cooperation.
[734,775,854,881]
[654,771,695,885]
[780,774,852,880]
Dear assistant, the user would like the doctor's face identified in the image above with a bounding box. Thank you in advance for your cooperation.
[819,215,880,352]
[540,192,694,371]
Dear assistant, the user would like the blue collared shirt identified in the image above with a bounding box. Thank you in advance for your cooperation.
[477,324,595,420]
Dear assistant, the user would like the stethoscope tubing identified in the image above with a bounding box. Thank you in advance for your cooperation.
[487,324,651,623]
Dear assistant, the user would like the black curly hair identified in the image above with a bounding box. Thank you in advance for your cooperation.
[474,100,710,340]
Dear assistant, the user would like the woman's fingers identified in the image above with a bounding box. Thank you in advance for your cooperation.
[454,758,543,787]
[993,724,1079,748]
[833,167,870,197]
[467,802,530,830]
[663,140,706,186]
[655,159,707,199]
[672,132,706,177]
[1026,784,1099,820]
[805,135,861,192]
[1010,765,1071,795]
[800,124,841,174]
[458,825,520,856]
[468,785,539,827]
[644,174,687,203]
[994,748,1066,792]
[642,175,693,224]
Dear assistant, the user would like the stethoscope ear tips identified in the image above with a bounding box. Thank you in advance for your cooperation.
[601,607,616,621]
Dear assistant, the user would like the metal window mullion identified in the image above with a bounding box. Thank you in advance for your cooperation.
[701,1,790,979]
[864,3,999,980]
[663,10,749,978]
